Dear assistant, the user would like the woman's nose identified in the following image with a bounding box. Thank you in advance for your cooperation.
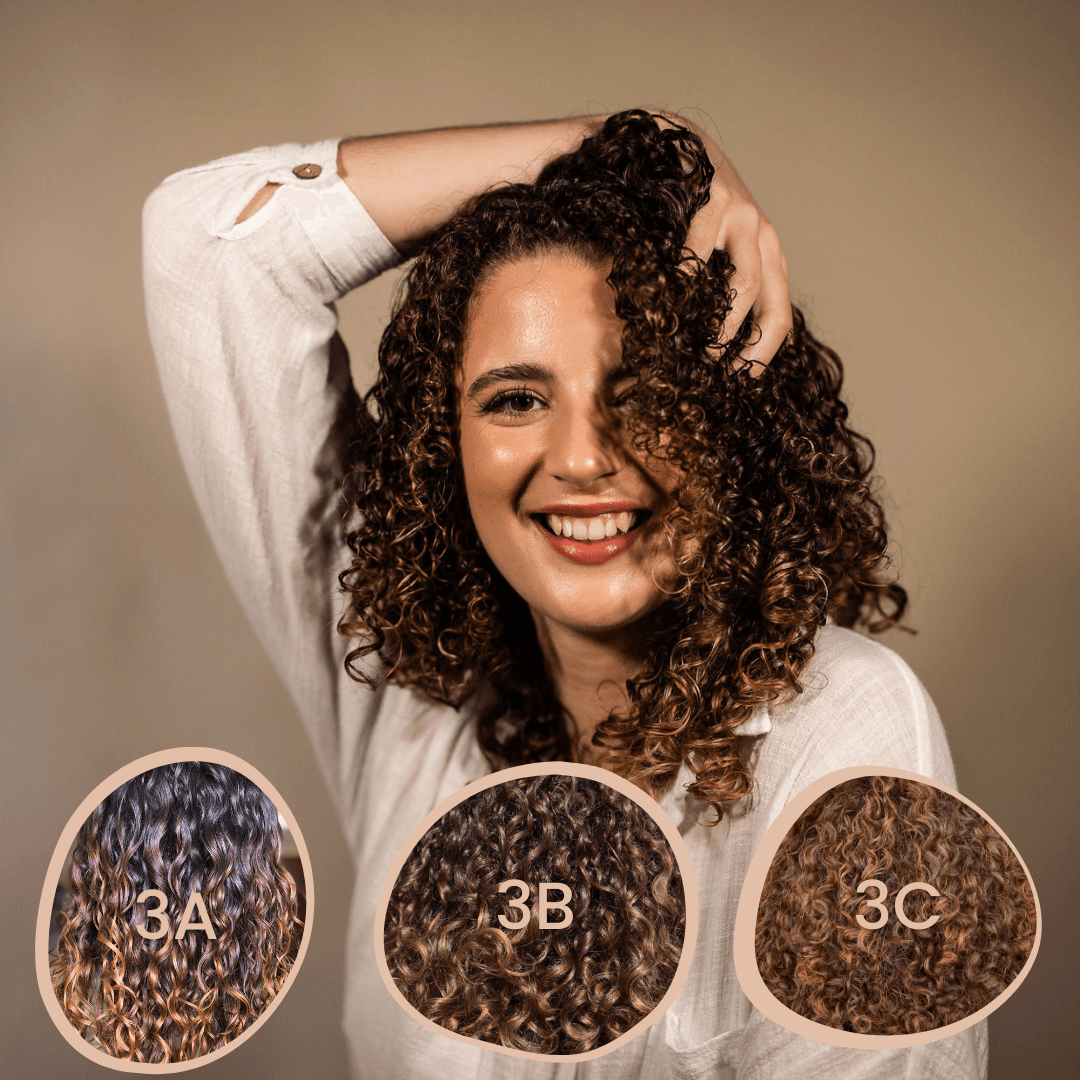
[545,403,620,485]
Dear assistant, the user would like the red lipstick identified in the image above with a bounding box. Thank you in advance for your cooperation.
[538,525,639,565]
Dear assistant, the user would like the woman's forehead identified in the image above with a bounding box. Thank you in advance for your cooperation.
[460,252,624,383]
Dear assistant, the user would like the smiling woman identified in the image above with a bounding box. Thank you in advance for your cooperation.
[144,109,986,1077]
[339,113,904,803]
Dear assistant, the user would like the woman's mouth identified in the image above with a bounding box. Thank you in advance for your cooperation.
[532,508,649,565]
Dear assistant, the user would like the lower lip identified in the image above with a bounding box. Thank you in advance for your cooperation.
[535,520,640,565]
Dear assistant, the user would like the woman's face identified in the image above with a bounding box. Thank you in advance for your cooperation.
[458,251,676,636]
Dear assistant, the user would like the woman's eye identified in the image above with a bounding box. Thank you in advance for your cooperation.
[482,388,545,416]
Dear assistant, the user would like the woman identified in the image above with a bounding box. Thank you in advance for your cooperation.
[144,111,984,1077]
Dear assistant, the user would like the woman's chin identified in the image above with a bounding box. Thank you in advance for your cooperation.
[485,527,676,639]
[526,588,669,640]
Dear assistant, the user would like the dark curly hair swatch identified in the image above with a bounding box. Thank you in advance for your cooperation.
[51,761,303,1062]
[754,775,1037,1035]
[383,774,686,1054]
[339,109,908,822]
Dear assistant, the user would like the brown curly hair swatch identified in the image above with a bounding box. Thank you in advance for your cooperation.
[755,776,1037,1034]
[384,774,686,1054]
[51,761,303,1062]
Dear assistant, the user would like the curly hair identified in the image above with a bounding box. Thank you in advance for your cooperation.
[51,761,303,1062]
[339,109,907,819]
[384,774,685,1054]
[754,776,1037,1034]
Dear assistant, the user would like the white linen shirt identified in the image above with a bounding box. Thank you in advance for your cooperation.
[143,139,988,1080]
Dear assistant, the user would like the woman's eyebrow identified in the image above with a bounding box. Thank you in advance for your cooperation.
[466,362,551,401]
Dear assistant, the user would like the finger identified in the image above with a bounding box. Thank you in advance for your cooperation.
[736,233,792,375]
[685,195,723,264]
[717,228,762,346]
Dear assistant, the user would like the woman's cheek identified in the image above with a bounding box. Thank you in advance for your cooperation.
[460,428,532,543]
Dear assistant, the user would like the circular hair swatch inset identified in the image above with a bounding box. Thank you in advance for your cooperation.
[377,763,697,1060]
[734,767,1040,1048]
[36,748,313,1072]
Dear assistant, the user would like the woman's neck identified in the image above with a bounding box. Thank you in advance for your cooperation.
[531,614,646,766]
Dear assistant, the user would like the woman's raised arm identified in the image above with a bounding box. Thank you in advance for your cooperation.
[339,118,607,251]
[237,114,792,366]
[234,118,607,241]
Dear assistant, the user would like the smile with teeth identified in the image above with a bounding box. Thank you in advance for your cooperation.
[541,511,644,542]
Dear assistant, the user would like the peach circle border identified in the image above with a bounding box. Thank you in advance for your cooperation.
[733,765,1042,1048]
[373,761,699,1061]
[35,747,316,1072]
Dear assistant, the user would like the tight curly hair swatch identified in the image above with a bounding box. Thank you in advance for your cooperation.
[51,761,303,1062]
[384,774,686,1054]
[754,775,1037,1035]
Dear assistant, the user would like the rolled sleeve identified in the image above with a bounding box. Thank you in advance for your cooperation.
[142,139,402,808]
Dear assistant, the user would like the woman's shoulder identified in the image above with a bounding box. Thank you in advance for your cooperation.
[756,624,958,800]
[806,622,927,701]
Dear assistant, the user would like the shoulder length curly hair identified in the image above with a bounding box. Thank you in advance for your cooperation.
[339,110,906,819]
[384,774,685,1053]
[51,761,302,1062]
[754,775,1037,1034]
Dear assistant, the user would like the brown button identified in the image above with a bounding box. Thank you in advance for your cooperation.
[292,163,322,179]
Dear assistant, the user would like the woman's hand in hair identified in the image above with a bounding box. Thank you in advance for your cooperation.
[669,115,793,372]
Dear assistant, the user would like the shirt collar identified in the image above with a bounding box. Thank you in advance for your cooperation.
[739,703,773,738]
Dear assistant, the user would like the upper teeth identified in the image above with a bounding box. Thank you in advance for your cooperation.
[545,512,637,541]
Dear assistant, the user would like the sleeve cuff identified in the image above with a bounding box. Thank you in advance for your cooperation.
[270,139,403,294]
[208,138,403,295]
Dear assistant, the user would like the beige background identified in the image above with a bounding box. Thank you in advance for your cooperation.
[2,1,1076,1076]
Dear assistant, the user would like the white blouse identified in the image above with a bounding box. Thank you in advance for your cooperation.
[143,138,988,1079]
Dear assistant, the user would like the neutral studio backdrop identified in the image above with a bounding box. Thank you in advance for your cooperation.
[3,2,1076,1077]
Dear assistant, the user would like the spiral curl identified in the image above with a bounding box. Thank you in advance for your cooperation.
[50,762,303,1062]
[339,110,907,820]
[755,776,1036,1034]
[384,776,685,1053]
